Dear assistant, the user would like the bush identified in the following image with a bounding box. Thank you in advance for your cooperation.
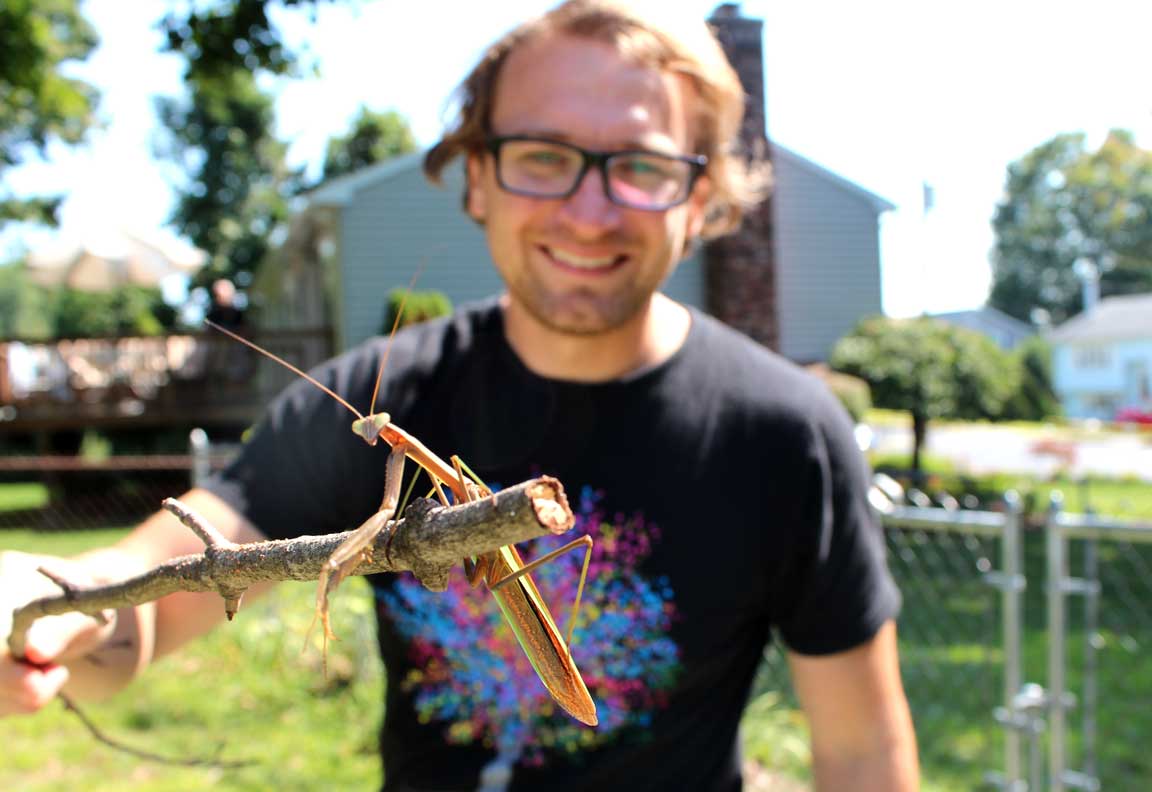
[806,364,872,423]
[380,288,452,334]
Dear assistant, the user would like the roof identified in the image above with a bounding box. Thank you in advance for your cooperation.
[305,144,896,214]
[930,306,1036,337]
[1047,293,1152,343]
[769,144,895,213]
[307,152,427,207]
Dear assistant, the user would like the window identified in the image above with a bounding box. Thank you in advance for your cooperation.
[1074,345,1110,369]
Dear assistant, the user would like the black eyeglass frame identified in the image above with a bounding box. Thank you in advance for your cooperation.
[485,135,708,211]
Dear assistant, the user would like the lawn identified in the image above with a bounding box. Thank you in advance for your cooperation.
[1,529,385,792]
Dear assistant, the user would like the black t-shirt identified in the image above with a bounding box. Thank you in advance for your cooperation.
[205,300,900,791]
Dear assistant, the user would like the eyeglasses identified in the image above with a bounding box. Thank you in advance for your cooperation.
[486,135,707,211]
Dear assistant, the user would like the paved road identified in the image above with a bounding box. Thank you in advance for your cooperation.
[869,422,1152,482]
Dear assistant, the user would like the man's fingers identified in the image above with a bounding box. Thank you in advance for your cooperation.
[23,610,117,665]
[0,658,70,717]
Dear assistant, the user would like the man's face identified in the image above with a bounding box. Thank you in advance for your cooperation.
[466,33,708,337]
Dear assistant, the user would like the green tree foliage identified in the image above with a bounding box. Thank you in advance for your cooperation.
[989,130,1152,324]
[321,108,417,182]
[157,2,320,288]
[0,0,99,227]
[0,263,52,338]
[1003,336,1061,421]
[831,316,1018,474]
[51,286,171,337]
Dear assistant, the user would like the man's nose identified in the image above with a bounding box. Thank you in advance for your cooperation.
[557,165,623,232]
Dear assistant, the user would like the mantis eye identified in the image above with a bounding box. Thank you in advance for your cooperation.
[351,413,390,445]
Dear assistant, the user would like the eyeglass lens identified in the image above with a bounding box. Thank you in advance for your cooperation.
[496,139,694,209]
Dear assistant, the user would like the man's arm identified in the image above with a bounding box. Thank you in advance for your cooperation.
[787,620,919,791]
[1,488,268,715]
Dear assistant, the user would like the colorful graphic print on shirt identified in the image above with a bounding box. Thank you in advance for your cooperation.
[376,485,680,765]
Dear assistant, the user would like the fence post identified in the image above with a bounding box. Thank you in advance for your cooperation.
[189,428,210,489]
[1048,492,1068,792]
[1002,490,1025,788]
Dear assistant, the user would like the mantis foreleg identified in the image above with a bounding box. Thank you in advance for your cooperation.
[312,442,408,644]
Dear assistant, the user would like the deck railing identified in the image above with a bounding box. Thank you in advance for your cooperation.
[0,327,333,432]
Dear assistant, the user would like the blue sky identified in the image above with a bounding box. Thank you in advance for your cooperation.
[3,0,1150,316]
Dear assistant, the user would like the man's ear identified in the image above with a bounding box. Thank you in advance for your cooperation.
[685,174,711,240]
[465,153,488,223]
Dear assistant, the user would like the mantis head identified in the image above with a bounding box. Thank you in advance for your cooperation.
[352,412,391,445]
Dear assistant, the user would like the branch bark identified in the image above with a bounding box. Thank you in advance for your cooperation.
[7,475,573,659]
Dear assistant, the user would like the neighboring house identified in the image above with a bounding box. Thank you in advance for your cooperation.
[1048,293,1152,420]
[930,306,1036,350]
[261,143,891,362]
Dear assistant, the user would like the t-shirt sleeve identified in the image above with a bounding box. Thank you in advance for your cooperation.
[772,388,901,656]
[201,356,376,541]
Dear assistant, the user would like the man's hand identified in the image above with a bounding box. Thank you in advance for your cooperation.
[0,551,117,717]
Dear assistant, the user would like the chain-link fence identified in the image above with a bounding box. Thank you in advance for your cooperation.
[1046,508,1152,792]
[0,431,234,533]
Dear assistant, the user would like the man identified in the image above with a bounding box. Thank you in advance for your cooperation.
[0,2,918,789]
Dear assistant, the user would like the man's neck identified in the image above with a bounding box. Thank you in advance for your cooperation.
[501,294,691,383]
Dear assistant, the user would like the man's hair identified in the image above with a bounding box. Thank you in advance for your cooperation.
[423,0,770,238]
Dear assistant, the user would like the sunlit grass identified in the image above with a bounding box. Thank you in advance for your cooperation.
[1,539,384,792]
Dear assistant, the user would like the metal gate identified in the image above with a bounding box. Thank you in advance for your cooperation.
[873,490,1152,791]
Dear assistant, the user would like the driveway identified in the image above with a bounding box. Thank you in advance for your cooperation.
[869,422,1152,481]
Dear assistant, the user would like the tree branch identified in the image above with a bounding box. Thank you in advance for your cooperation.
[8,476,573,659]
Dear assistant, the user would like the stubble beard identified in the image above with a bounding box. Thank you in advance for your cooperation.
[511,275,650,338]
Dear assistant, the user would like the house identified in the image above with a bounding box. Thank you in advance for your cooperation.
[257,4,892,364]
[1048,293,1152,420]
[930,306,1036,351]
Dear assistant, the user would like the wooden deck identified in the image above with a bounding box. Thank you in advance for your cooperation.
[0,327,333,435]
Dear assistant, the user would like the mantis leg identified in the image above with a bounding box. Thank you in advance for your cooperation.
[313,442,408,643]
[490,535,594,647]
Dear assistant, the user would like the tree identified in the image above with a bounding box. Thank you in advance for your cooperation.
[51,286,171,337]
[831,316,1018,475]
[0,0,99,228]
[989,130,1152,324]
[0,263,52,338]
[157,2,318,287]
[321,107,416,182]
[1002,335,1060,422]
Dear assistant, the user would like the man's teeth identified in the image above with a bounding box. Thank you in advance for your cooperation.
[550,249,617,269]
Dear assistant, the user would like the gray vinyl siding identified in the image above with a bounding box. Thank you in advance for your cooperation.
[338,162,499,346]
[662,248,704,309]
[771,148,885,362]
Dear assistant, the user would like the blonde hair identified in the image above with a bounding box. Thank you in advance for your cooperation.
[423,0,770,238]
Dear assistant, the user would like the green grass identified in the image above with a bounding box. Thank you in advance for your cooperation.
[0,482,50,512]
[1,528,384,791]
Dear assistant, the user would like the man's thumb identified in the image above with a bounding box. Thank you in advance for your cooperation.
[23,611,113,665]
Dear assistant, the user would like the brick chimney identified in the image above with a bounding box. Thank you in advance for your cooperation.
[704,3,778,350]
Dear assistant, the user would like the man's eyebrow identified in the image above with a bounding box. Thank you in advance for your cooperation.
[495,129,683,154]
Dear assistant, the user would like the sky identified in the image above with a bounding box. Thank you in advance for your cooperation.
[3,0,1150,317]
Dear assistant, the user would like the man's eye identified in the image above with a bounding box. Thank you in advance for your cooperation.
[616,157,675,180]
[525,151,566,165]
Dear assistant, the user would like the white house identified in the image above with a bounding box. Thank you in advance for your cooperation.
[1048,293,1152,420]
[261,144,892,363]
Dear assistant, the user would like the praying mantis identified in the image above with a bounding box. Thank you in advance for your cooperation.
[204,319,599,727]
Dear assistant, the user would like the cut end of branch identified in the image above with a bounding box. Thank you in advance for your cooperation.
[36,566,79,597]
[222,590,245,621]
[529,477,574,535]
